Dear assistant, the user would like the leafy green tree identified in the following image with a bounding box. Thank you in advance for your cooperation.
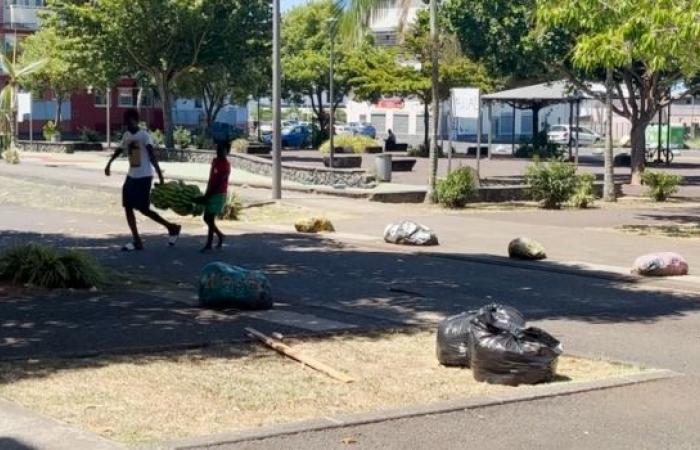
[49,0,257,148]
[536,0,700,184]
[19,27,91,132]
[282,0,357,137]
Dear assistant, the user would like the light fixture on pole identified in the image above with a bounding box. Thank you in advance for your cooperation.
[326,17,338,172]
[271,0,282,200]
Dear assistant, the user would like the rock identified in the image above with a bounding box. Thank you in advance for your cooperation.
[199,262,273,310]
[632,252,689,277]
[294,217,335,233]
[384,221,439,246]
[508,237,547,260]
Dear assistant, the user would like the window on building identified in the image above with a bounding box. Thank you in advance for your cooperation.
[194,99,203,109]
[393,114,409,135]
[118,88,134,107]
[416,115,426,136]
[94,90,107,107]
[371,113,386,134]
[499,113,514,136]
[520,113,533,136]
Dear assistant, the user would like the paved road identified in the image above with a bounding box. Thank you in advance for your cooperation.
[2,165,700,449]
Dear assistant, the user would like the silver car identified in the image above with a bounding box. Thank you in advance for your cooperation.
[547,125,600,146]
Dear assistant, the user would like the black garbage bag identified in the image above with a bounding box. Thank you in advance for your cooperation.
[469,308,562,386]
[436,304,526,367]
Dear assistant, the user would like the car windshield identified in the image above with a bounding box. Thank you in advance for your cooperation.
[550,126,566,132]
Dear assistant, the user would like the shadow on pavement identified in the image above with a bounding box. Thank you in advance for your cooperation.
[0,438,37,450]
[1,230,699,378]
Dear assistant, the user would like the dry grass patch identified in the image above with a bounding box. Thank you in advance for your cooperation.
[619,224,700,239]
[0,331,641,445]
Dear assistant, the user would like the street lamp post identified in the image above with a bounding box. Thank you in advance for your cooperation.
[327,18,338,172]
[271,0,282,200]
[106,87,111,149]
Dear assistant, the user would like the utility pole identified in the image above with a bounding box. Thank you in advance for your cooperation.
[327,17,338,171]
[427,0,439,202]
[271,0,282,199]
[604,67,616,202]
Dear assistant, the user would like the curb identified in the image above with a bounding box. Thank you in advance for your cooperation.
[164,369,678,449]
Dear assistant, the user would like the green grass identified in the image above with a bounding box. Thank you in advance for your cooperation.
[619,224,700,238]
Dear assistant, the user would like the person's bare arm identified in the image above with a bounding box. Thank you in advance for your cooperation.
[146,144,165,184]
[104,148,123,176]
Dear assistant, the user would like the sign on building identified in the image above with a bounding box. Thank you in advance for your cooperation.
[451,88,480,119]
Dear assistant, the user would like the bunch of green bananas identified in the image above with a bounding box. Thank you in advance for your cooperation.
[151,181,205,216]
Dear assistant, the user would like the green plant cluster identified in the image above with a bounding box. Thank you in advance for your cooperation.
[641,170,682,202]
[407,144,447,158]
[42,121,57,141]
[150,129,164,147]
[436,167,477,208]
[0,244,105,289]
[79,127,103,143]
[570,173,596,209]
[319,134,380,154]
[218,192,243,221]
[173,126,192,149]
[515,132,563,159]
[525,160,580,209]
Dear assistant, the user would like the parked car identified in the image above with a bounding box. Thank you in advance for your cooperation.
[347,122,377,139]
[547,125,601,146]
[262,124,315,149]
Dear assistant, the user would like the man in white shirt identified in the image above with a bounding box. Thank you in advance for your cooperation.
[105,109,181,251]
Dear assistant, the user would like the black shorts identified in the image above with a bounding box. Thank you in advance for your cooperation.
[122,176,152,211]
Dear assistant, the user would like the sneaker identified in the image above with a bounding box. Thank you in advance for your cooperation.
[168,224,182,246]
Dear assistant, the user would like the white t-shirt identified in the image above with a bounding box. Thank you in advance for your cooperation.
[121,129,155,179]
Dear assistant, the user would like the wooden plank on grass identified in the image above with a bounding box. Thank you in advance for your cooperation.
[245,327,355,384]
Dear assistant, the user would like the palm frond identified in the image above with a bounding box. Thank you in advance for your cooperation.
[337,0,414,41]
[16,59,48,77]
[0,54,17,79]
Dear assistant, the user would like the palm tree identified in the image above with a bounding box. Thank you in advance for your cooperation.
[340,0,441,202]
[0,53,47,149]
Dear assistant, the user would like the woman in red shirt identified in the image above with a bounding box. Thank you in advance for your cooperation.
[197,142,231,252]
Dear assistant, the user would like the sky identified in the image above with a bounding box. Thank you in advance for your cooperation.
[281,0,309,11]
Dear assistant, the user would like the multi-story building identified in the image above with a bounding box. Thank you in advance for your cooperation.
[1,0,247,140]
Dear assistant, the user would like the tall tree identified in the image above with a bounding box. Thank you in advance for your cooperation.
[282,0,355,138]
[49,0,241,148]
[340,0,442,201]
[19,27,91,132]
[536,0,700,184]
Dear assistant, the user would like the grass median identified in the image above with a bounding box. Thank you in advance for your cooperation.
[0,330,642,445]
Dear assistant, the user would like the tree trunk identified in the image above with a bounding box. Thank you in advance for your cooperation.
[629,121,647,185]
[603,68,616,202]
[9,84,17,148]
[427,0,440,203]
[423,101,430,151]
[156,76,174,148]
[55,96,63,132]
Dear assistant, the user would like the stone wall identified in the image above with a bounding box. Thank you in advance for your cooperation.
[16,141,102,154]
[156,148,375,188]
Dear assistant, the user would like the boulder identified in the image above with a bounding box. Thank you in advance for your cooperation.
[508,237,547,260]
[384,221,439,246]
[632,252,689,277]
[294,217,335,233]
[199,262,273,310]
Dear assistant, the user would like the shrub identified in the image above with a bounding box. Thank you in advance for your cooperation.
[525,160,578,209]
[173,126,192,149]
[151,129,164,147]
[2,147,20,164]
[407,144,447,158]
[79,127,103,143]
[0,244,105,289]
[571,173,596,209]
[42,121,57,141]
[319,134,379,154]
[193,133,215,150]
[436,167,477,208]
[515,131,562,159]
[231,138,250,153]
[642,170,682,201]
[218,193,242,221]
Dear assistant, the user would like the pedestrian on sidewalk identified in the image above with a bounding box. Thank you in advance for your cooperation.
[195,140,231,252]
[104,109,181,251]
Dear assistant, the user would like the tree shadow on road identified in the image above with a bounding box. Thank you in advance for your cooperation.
[1,229,699,379]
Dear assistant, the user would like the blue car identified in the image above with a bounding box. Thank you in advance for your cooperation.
[262,124,314,149]
[348,122,377,139]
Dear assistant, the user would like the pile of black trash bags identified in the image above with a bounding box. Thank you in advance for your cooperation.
[436,304,562,386]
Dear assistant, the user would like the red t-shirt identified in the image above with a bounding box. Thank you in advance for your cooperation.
[207,156,231,194]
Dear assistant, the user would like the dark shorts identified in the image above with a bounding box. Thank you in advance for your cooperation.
[122,176,153,211]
